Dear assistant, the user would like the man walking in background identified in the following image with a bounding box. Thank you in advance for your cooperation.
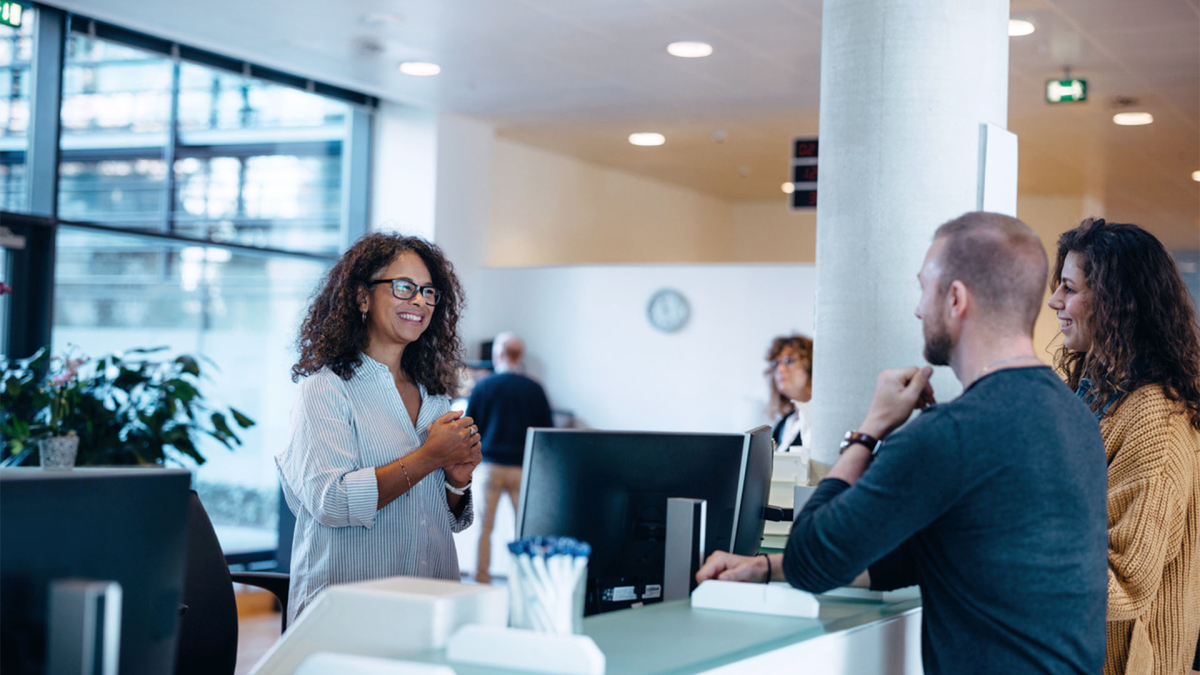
[467,332,553,584]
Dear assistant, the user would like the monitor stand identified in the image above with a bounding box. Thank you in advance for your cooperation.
[663,498,707,602]
[46,579,122,675]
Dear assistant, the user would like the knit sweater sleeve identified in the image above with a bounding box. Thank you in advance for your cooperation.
[1105,389,1194,622]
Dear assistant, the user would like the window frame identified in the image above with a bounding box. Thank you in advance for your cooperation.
[1,4,372,359]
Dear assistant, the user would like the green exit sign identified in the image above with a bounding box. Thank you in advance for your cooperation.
[1046,79,1087,104]
[0,1,24,28]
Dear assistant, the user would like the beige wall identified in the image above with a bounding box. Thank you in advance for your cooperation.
[730,201,817,262]
[489,140,818,266]
[489,139,735,266]
[1017,193,1094,365]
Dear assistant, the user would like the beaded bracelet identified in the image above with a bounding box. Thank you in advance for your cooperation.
[397,458,413,496]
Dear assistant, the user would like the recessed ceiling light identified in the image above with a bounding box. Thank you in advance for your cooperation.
[667,41,713,58]
[1192,170,1200,182]
[1112,112,1153,126]
[399,62,441,76]
[781,182,795,194]
[629,132,665,147]
[1008,19,1035,37]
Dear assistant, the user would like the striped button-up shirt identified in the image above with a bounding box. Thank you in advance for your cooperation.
[276,355,473,624]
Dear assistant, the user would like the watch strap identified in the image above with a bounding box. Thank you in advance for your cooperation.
[445,480,472,496]
[839,430,881,455]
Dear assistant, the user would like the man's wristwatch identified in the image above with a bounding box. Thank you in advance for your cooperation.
[839,430,882,456]
[445,480,472,496]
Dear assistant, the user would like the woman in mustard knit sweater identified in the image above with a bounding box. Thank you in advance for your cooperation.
[1048,218,1200,675]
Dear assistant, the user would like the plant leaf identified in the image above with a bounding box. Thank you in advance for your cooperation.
[165,428,205,464]
[175,355,200,377]
[168,378,198,402]
[205,428,233,449]
[16,347,49,371]
[126,346,169,355]
[230,408,255,428]
[210,412,233,439]
[114,367,148,391]
[1,446,34,467]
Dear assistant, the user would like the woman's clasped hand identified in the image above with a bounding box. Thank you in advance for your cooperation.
[424,410,482,486]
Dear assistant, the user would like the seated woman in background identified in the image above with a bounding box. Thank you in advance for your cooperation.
[765,334,814,451]
[1048,218,1200,675]
[278,233,482,625]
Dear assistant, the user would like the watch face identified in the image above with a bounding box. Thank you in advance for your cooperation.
[646,288,690,333]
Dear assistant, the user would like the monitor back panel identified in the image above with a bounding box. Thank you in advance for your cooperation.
[731,426,775,556]
[517,430,745,615]
[0,468,192,675]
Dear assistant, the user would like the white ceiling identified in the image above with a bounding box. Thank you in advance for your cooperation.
[50,0,1199,249]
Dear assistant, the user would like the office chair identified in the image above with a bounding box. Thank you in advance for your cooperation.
[174,491,290,675]
[275,485,295,574]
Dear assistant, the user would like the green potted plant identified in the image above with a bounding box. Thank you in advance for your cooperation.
[1,348,51,460]
[0,346,255,468]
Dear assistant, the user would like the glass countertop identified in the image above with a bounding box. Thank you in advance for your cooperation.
[413,593,921,675]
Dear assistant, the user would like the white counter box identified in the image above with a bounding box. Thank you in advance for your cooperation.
[249,576,507,675]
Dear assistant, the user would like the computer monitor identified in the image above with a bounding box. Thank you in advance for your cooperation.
[0,467,192,675]
[732,425,774,559]
[515,427,773,615]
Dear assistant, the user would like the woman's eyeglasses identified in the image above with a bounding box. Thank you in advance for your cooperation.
[366,278,442,305]
[768,355,800,371]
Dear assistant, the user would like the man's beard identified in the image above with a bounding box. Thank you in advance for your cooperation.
[923,312,954,366]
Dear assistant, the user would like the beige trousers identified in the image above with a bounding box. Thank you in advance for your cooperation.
[474,462,522,583]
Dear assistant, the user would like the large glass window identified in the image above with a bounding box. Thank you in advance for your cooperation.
[51,226,329,540]
[0,12,33,212]
[37,24,366,549]
[1,13,369,555]
[57,36,171,230]
[176,62,346,133]
[58,33,348,253]
[173,152,342,250]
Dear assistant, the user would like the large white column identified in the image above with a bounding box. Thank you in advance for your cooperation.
[370,102,439,240]
[809,0,1011,465]
[368,109,496,355]
[430,113,496,351]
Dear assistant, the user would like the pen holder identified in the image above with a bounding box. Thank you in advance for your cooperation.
[507,537,590,635]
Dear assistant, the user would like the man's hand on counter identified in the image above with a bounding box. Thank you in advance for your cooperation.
[695,551,785,584]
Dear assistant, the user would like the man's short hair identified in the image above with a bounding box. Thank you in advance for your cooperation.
[932,212,1048,334]
[493,332,524,364]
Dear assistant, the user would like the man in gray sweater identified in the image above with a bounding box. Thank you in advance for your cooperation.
[698,212,1107,675]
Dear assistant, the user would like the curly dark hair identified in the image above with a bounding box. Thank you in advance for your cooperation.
[292,233,466,396]
[765,334,814,418]
[1052,218,1200,430]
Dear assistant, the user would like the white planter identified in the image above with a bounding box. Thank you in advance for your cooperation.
[39,435,79,470]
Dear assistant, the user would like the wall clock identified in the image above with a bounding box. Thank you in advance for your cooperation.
[646,288,690,333]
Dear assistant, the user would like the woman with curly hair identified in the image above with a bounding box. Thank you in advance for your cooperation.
[277,232,482,624]
[765,334,814,451]
[1048,218,1200,675]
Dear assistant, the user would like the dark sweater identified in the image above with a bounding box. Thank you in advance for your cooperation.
[784,367,1108,675]
[464,372,553,466]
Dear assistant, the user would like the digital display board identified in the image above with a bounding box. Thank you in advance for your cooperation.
[790,136,818,210]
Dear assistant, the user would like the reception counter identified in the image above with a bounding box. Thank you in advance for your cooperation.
[412,593,923,675]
